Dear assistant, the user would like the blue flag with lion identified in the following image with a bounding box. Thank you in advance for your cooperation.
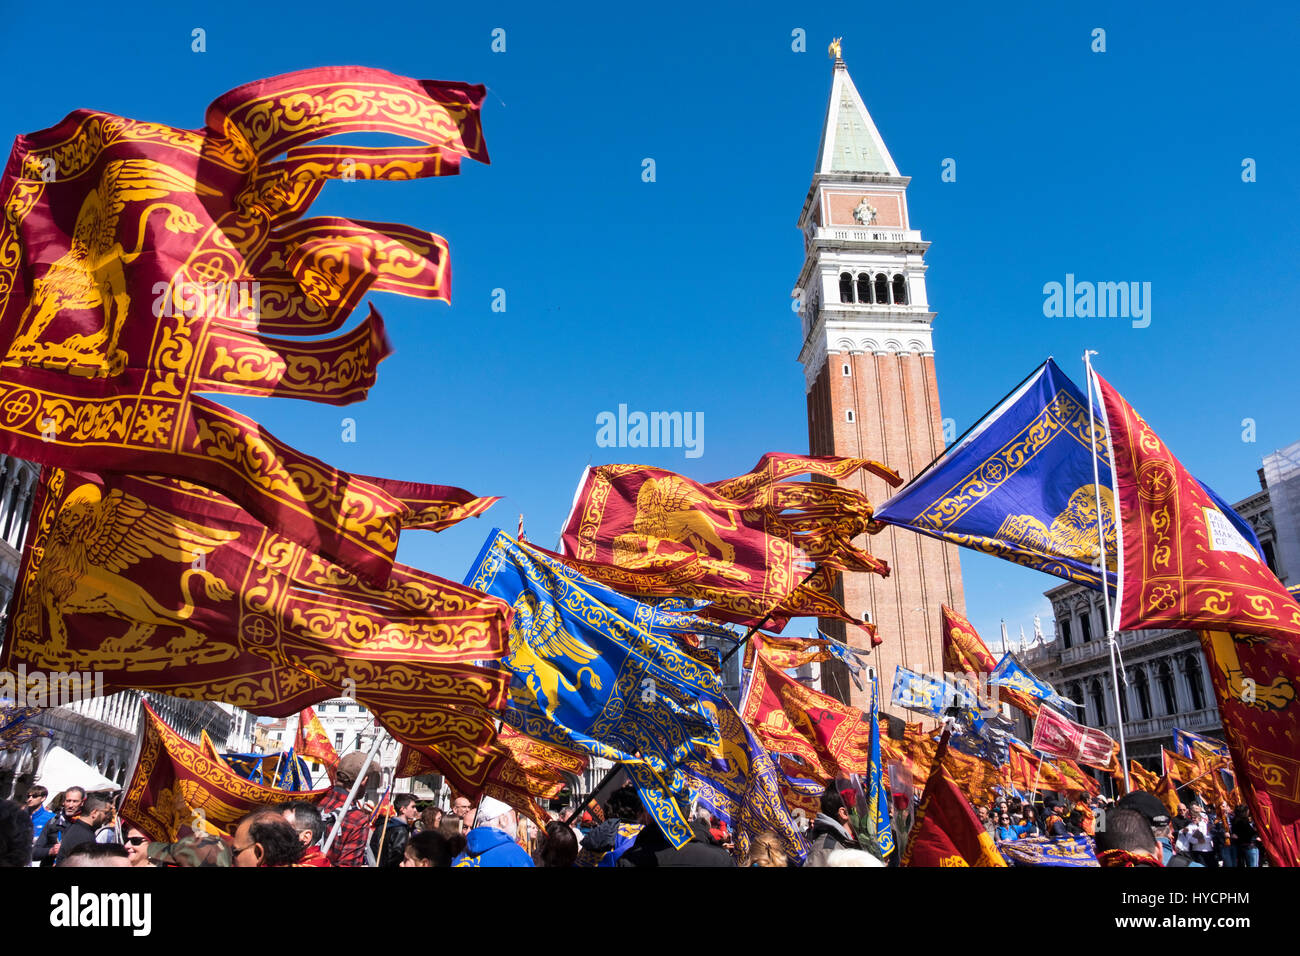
[467,529,728,849]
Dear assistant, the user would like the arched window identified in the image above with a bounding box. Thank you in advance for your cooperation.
[1134,668,1152,720]
[1158,661,1177,714]
[856,273,872,303]
[1184,655,1206,710]
[892,274,909,305]
[874,273,890,304]
[1088,680,1106,725]
[839,273,855,303]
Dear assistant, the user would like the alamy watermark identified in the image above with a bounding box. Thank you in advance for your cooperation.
[151,280,260,321]
[596,404,703,459]
[1042,274,1150,328]
[0,665,104,708]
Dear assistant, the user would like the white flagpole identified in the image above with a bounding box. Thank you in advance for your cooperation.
[1084,350,1131,793]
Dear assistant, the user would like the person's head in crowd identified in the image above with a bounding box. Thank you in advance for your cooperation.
[1236,803,1251,821]
[233,810,304,868]
[420,806,443,833]
[1022,806,1037,823]
[451,794,474,828]
[743,831,789,868]
[334,752,382,797]
[439,814,463,839]
[473,796,515,834]
[79,793,114,827]
[393,793,419,826]
[537,820,578,868]
[1116,791,1172,847]
[605,786,642,825]
[402,830,452,867]
[820,787,851,827]
[61,843,131,868]
[60,786,85,819]
[123,826,153,867]
[282,801,325,849]
[0,799,34,868]
[24,785,48,814]
[1095,809,1161,863]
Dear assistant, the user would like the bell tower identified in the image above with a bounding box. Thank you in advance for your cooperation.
[794,45,965,708]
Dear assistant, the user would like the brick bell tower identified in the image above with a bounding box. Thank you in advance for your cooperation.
[794,44,965,709]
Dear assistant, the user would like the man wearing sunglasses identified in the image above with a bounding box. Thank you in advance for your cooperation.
[23,786,53,843]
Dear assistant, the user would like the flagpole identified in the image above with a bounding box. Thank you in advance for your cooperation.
[720,563,827,666]
[1083,350,1131,794]
[320,729,384,859]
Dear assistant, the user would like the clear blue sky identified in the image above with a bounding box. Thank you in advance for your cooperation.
[2,1,1295,656]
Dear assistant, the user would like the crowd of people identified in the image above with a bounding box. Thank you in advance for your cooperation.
[0,749,1266,868]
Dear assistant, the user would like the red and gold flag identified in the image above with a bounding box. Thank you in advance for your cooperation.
[395,723,588,826]
[1128,760,1160,793]
[1155,774,1181,818]
[1031,705,1119,772]
[1058,759,1101,797]
[121,703,326,841]
[558,454,899,628]
[1097,371,1300,862]
[902,732,1006,867]
[294,707,339,781]
[742,654,872,781]
[740,630,869,670]
[1006,744,1070,792]
[0,67,490,584]
[941,605,1041,718]
[1,466,511,797]
[1098,372,1300,641]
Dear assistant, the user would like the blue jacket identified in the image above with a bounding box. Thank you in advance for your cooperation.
[29,806,54,841]
[452,826,534,868]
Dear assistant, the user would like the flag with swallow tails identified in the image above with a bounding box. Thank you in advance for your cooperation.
[558,454,899,629]
[465,529,724,849]
[941,605,1043,718]
[1,466,513,799]
[0,67,489,585]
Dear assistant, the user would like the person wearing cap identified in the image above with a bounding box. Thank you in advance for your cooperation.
[1095,808,1163,867]
[317,751,382,867]
[451,796,534,867]
[1116,791,1200,867]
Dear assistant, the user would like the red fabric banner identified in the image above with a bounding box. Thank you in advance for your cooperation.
[1031,705,1119,771]
[559,454,898,628]
[0,67,489,584]
[902,732,1006,867]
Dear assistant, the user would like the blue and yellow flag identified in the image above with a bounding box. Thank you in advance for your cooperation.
[988,652,1079,713]
[866,670,895,858]
[1171,728,1230,763]
[890,665,975,720]
[874,359,1261,590]
[466,530,722,849]
[487,537,801,862]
